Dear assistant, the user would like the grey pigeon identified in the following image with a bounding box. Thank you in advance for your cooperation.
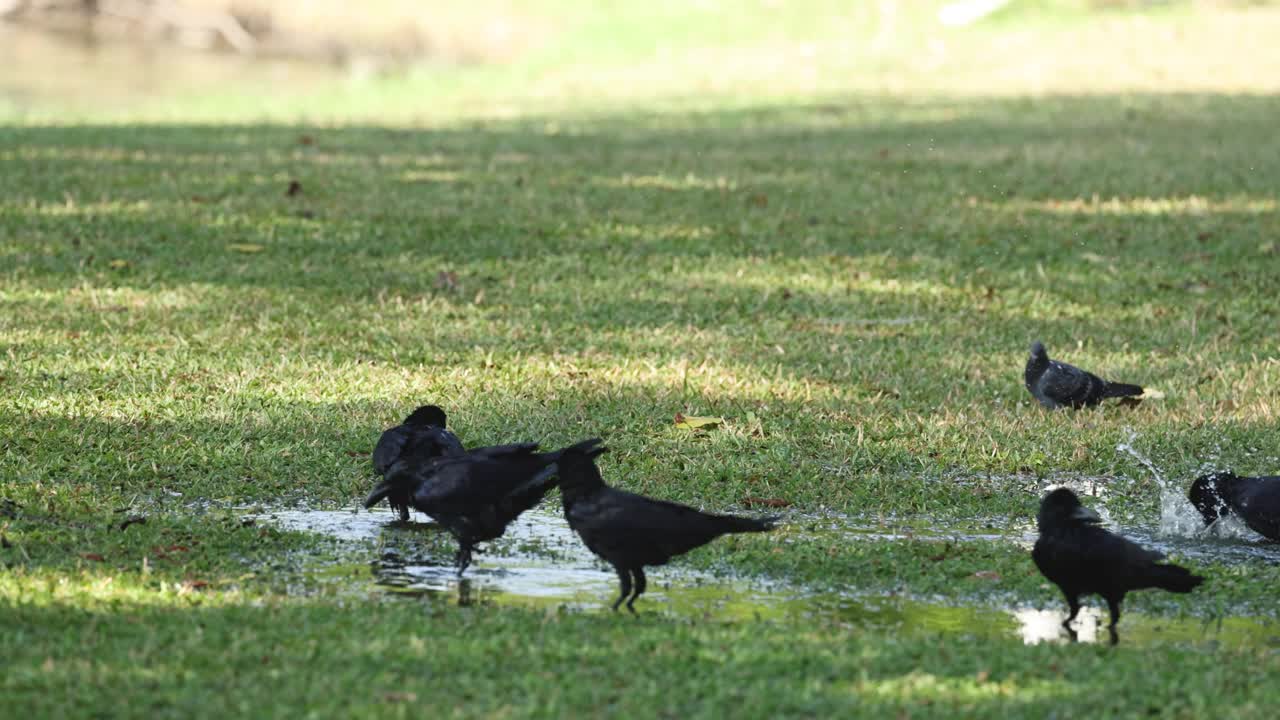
[365,437,602,575]
[1024,341,1143,409]
[556,445,779,613]
[1032,488,1204,644]
[371,405,465,521]
[1189,471,1280,541]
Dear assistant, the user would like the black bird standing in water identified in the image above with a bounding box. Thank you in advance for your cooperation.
[1189,471,1280,541]
[1025,341,1144,409]
[366,437,602,575]
[371,405,465,521]
[1032,488,1204,644]
[556,445,779,613]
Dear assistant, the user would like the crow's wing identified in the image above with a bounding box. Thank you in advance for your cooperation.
[372,425,413,476]
[568,489,742,563]
[406,445,549,512]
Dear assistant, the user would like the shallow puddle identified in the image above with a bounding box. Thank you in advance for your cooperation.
[249,506,1280,648]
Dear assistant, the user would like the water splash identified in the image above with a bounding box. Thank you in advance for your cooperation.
[1116,430,1267,543]
[1116,429,1205,537]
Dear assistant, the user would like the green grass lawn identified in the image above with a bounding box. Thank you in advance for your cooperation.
[4,1,1280,717]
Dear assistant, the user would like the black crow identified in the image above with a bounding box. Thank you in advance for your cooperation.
[1025,341,1144,409]
[366,437,602,575]
[1032,487,1203,644]
[1189,471,1280,541]
[371,405,465,521]
[557,445,779,613]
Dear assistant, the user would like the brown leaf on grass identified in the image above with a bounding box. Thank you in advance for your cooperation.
[298,135,315,146]
[286,180,302,197]
[185,580,210,590]
[435,271,459,291]
[382,692,418,704]
[742,496,792,509]
[972,570,1001,581]
[80,553,105,562]
[227,243,265,254]
[975,670,991,684]
[747,193,768,208]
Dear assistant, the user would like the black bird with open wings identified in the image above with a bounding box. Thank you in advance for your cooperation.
[557,445,779,613]
[1189,471,1280,541]
[366,436,602,575]
[370,405,466,521]
[1032,487,1203,643]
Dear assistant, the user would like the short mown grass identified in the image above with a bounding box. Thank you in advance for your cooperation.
[4,1,1280,716]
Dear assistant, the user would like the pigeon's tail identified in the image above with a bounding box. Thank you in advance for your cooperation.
[1103,382,1144,399]
[714,514,781,535]
[1142,563,1205,594]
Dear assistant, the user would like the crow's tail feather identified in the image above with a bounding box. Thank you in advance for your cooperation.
[1146,563,1204,593]
[716,514,781,534]
[364,480,395,509]
[549,437,605,461]
[1103,382,1144,399]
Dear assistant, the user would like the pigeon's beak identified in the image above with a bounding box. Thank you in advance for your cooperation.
[1070,505,1102,523]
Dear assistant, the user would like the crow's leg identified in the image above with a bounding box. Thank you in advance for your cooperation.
[397,503,410,522]
[1105,596,1122,646]
[610,565,633,612]
[1061,593,1081,631]
[625,567,647,614]
[455,542,474,577]
[457,578,474,607]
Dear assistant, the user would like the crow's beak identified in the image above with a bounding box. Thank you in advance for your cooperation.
[364,481,394,509]
[1071,505,1102,523]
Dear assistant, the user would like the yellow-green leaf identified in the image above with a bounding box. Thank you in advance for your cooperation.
[228,243,265,253]
[674,414,724,431]
[108,259,130,269]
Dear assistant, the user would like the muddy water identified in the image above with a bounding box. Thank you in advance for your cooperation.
[249,506,1280,648]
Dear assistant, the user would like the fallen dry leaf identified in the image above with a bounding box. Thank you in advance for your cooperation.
[435,271,459,291]
[108,259,130,269]
[227,243,265,254]
[80,553,105,562]
[972,570,1001,581]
